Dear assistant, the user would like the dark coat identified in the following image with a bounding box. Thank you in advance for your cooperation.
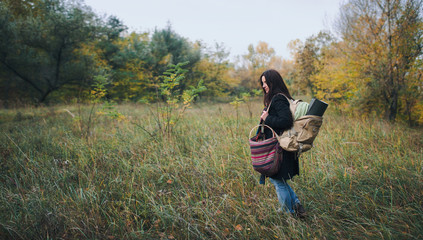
[263,94,299,180]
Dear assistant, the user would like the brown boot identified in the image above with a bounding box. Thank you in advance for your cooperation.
[294,203,306,218]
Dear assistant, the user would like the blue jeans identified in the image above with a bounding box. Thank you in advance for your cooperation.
[269,178,300,213]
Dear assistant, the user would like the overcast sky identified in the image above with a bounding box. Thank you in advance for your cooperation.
[84,0,344,60]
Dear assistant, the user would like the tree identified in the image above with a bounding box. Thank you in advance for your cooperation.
[192,42,237,96]
[1,0,43,16]
[290,31,334,97]
[312,41,357,105]
[400,55,423,125]
[108,32,154,101]
[149,24,201,86]
[336,0,423,121]
[238,41,283,90]
[96,16,128,68]
[0,0,103,103]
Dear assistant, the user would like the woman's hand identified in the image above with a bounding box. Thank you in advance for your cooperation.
[260,110,269,121]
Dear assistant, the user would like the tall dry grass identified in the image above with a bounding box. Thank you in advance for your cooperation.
[0,101,422,239]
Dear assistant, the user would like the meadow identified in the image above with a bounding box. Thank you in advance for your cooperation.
[0,100,422,239]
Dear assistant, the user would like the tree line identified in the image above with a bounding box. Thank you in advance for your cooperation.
[1,0,422,125]
[291,0,423,125]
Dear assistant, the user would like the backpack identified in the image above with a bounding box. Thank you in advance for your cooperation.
[277,94,324,154]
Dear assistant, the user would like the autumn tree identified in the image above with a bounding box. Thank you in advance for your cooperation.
[192,42,237,97]
[96,32,150,101]
[238,41,283,91]
[278,59,295,85]
[401,55,423,125]
[290,31,334,97]
[337,0,423,121]
[312,41,357,105]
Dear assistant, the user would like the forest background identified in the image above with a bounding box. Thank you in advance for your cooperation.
[1,0,423,239]
[1,0,422,125]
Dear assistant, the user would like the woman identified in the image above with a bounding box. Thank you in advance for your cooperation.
[259,69,306,218]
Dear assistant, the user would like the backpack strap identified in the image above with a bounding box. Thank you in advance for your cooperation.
[261,95,279,134]
[266,94,279,111]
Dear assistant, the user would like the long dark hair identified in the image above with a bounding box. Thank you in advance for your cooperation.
[259,69,293,106]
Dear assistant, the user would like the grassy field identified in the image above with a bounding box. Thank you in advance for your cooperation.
[0,101,422,239]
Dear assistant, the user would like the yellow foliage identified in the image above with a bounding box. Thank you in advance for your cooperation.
[415,103,423,124]
[77,42,108,69]
[107,32,153,100]
[193,57,236,96]
[313,43,357,104]
[240,41,284,90]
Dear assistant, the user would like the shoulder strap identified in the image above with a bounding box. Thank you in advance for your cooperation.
[260,94,280,134]
[290,99,302,117]
[266,94,279,111]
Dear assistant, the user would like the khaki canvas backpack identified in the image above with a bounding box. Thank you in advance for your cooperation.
[277,94,324,154]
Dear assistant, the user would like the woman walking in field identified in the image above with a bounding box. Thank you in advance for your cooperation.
[259,69,306,218]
